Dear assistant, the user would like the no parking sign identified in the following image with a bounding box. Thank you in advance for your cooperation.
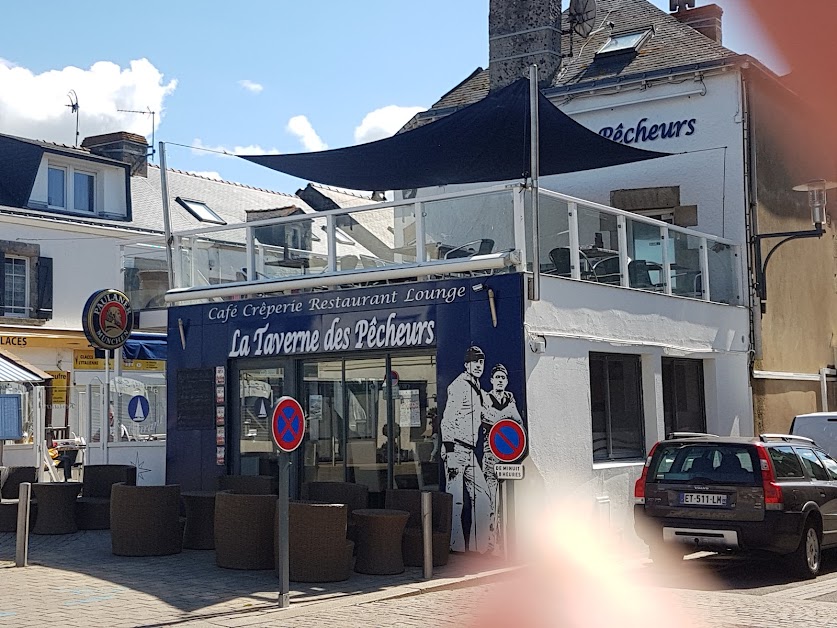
[488,419,527,463]
[271,396,306,453]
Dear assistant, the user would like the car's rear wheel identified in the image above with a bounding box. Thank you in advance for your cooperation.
[789,518,821,579]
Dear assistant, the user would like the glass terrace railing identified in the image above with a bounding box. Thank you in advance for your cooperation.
[121,183,742,307]
[533,189,742,305]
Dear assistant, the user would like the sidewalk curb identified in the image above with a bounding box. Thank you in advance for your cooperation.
[210,564,525,624]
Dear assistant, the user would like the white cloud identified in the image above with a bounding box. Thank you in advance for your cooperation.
[188,170,223,180]
[238,80,263,94]
[0,58,176,146]
[354,105,425,144]
[190,138,278,158]
[286,115,328,152]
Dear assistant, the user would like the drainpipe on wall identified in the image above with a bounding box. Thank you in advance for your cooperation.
[741,69,763,361]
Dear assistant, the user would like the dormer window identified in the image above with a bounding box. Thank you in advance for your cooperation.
[48,167,66,208]
[175,197,226,225]
[74,171,95,212]
[47,164,96,212]
[596,28,654,58]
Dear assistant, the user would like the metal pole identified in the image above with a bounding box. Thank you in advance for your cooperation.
[529,64,541,301]
[505,480,516,562]
[15,482,31,567]
[421,491,433,579]
[104,350,110,463]
[159,142,176,288]
[277,453,290,608]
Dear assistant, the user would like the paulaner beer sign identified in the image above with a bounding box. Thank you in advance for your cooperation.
[82,289,134,350]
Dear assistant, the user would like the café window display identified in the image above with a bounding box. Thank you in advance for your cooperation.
[232,352,438,505]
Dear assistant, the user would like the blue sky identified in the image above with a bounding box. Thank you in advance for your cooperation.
[0,0,779,195]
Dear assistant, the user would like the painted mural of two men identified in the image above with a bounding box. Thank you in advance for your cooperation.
[440,345,522,553]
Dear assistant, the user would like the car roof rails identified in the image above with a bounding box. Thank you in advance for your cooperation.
[759,433,817,445]
[666,432,719,440]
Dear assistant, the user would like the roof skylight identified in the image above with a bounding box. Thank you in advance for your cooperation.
[175,197,226,225]
[596,28,653,57]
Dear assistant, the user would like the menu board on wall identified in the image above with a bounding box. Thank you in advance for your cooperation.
[175,368,215,429]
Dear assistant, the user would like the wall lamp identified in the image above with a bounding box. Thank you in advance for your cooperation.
[753,179,836,314]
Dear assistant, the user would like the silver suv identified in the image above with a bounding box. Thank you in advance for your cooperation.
[634,433,837,578]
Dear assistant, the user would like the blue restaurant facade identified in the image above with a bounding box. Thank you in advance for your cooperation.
[166,272,526,553]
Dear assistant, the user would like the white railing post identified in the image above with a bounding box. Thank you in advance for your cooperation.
[246,227,256,281]
[512,186,527,271]
[661,226,672,295]
[732,244,744,306]
[617,215,629,288]
[172,236,183,289]
[326,215,337,273]
[415,202,427,264]
[699,237,710,301]
[568,202,581,280]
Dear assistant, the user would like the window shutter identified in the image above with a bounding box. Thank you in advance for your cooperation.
[35,256,53,319]
[0,252,5,316]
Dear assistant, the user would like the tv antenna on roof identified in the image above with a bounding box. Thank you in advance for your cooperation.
[563,0,598,59]
[66,90,80,147]
[116,106,157,162]
[569,0,598,38]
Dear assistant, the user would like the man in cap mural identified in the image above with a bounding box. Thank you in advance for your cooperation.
[482,363,522,552]
[441,345,491,552]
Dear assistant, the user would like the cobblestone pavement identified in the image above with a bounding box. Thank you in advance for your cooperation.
[8,531,837,627]
[0,531,514,627]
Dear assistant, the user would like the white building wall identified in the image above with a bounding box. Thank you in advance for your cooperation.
[545,71,746,243]
[0,218,129,330]
[515,274,753,551]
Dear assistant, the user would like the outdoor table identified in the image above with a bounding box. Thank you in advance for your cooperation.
[352,508,410,575]
[31,481,82,534]
[182,490,217,549]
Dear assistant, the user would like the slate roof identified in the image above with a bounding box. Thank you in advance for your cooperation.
[131,165,314,233]
[407,0,742,128]
[0,133,385,261]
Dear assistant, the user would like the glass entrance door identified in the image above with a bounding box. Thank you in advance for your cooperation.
[233,362,288,476]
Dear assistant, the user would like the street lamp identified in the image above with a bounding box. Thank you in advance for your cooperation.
[753,179,837,314]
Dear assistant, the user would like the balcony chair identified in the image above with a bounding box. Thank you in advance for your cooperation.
[443,238,495,259]
[628,260,665,291]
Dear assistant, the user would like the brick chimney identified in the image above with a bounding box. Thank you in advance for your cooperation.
[672,3,723,44]
[489,0,563,91]
[81,131,149,177]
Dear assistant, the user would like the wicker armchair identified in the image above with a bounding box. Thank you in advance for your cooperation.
[110,483,183,556]
[214,491,277,569]
[216,474,278,495]
[76,465,137,530]
[0,466,37,533]
[301,481,368,543]
[282,501,353,582]
[385,489,453,567]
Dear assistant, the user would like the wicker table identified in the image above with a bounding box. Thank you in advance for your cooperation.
[31,482,82,534]
[182,491,217,550]
[352,508,410,575]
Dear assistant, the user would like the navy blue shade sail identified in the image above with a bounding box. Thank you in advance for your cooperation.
[240,78,668,191]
